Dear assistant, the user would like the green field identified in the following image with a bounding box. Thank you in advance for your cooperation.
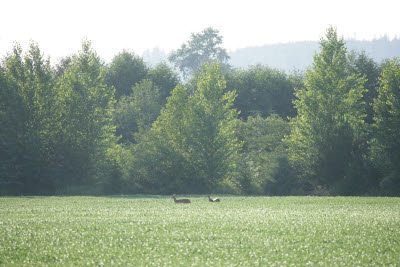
[1,196,399,266]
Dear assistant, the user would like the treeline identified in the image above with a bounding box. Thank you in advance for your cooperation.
[1,27,399,196]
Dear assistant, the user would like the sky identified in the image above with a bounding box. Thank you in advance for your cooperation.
[1,0,399,63]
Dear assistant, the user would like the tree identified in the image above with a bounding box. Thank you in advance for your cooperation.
[105,50,148,100]
[127,84,191,193]
[131,63,241,193]
[286,27,368,194]
[225,65,300,119]
[114,79,162,144]
[55,40,117,190]
[236,115,302,195]
[113,62,178,145]
[0,42,56,194]
[348,51,381,124]
[0,61,22,194]
[168,28,230,78]
[148,62,180,105]
[185,63,240,190]
[370,59,400,194]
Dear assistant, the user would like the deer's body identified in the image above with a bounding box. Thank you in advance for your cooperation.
[208,195,220,202]
[172,194,191,204]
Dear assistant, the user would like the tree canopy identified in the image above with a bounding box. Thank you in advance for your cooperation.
[1,27,399,196]
[129,63,240,193]
[370,59,400,194]
[168,28,230,78]
[286,27,368,193]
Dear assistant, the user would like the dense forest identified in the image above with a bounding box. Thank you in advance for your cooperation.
[1,27,399,196]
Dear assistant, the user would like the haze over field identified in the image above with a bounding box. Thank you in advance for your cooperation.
[1,0,398,62]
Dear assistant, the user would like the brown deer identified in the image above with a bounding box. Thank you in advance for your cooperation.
[172,194,191,204]
[208,195,220,202]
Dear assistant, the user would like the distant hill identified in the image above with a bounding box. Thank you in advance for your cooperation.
[142,37,400,73]
[229,37,400,72]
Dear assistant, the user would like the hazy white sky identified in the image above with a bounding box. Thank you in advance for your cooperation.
[1,0,398,62]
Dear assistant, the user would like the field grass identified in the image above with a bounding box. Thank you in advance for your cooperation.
[1,196,399,266]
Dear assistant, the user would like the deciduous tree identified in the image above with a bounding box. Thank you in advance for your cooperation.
[148,62,180,105]
[105,50,148,100]
[131,63,240,193]
[0,42,56,194]
[226,65,299,119]
[286,27,367,193]
[55,40,117,188]
[168,28,230,79]
[114,79,162,144]
[370,59,400,194]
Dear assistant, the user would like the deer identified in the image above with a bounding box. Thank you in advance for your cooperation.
[207,195,220,202]
[171,194,191,204]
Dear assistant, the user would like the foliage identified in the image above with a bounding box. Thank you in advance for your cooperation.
[105,50,148,100]
[1,28,399,196]
[0,63,22,193]
[0,42,56,194]
[130,63,241,193]
[236,115,303,195]
[54,56,72,78]
[370,59,400,194]
[183,63,240,189]
[148,62,180,105]
[114,80,162,144]
[348,50,381,124]
[1,196,400,265]
[168,28,230,78]
[226,65,300,119]
[53,40,117,189]
[286,27,368,193]
[128,133,192,194]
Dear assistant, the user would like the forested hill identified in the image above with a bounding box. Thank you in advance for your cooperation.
[229,37,400,72]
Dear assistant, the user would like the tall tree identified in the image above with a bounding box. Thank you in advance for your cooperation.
[348,51,381,124]
[286,27,367,193]
[128,84,191,193]
[0,61,23,193]
[168,28,230,78]
[370,59,400,194]
[55,40,117,188]
[0,42,56,194]
[105,50,148,100]
[114,79,162,144]
[184,63,240,190]
[131,63,240,193]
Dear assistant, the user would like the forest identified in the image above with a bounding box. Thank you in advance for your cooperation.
[1,27,399,196]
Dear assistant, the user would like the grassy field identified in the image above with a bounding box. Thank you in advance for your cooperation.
[0,196,399,266]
